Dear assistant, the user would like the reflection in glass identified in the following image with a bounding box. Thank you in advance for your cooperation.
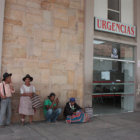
[108,0,120,11]
[93,40,135,114]
[94,40,134,61]
[108,10,120,22]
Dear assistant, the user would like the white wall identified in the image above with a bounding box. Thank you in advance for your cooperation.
[0,0,5,78]
[94,0,134,25]
[121,0,134,24]
[94,0,107,19]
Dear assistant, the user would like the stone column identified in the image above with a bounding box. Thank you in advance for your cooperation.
[83,0,94,107]
[0,0,5,78]
[134,0,140,111]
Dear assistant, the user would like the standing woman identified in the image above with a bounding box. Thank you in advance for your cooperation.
[19,74,35,125]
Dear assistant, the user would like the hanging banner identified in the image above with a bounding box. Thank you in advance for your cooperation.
[94,17,136,37]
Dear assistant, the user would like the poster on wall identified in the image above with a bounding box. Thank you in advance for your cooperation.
[101,71,110,80]
[111,48,118,59]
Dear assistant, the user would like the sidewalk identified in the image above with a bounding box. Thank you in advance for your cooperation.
[0,112,140,140]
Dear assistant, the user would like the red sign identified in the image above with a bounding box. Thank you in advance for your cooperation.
[95,17,136,37]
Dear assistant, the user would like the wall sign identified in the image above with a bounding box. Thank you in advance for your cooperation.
[94,17,136,37]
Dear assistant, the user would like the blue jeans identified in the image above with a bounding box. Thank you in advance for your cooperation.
[45,108,61,122]
[0,98,12,126]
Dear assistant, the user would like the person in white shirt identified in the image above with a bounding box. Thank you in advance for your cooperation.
[19,74,35,125]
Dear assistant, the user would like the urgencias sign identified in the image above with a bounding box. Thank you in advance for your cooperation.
[94,17,136,37]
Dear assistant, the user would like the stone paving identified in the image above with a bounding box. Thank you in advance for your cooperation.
[0,112,140,140]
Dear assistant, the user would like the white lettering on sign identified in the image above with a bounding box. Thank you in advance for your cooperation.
[94,17,136,37]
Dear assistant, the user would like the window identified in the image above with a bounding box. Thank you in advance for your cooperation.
[108,0,121,22]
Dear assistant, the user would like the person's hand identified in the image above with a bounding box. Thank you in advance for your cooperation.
[82,108,85,112]
[55,98,59,104]
[10,83,14,91]
[10,85,14,91]
[73,112,76,115]
[1,95,6,99]
[29,93,33,98]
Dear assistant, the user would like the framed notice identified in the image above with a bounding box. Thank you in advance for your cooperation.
[101,71,110,80]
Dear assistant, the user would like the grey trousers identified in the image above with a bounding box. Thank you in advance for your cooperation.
[0,98,12,126]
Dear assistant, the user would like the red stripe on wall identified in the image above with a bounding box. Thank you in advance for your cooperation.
[93,81,134,83]
[92,94,134,97]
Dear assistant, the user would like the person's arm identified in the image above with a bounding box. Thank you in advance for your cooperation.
[1,91,6,98]
[21,93,33,97]
[0,83,6,99]
[46,104,54,110]
[32,86,36,94]
[74,103,82,112]
[20,87,33,97]
[64,103,74,116]
[47,101,56,109]
[53,98,59,110]
[44,99,55,110]
[10,83,15,94]
[1,95,6,99]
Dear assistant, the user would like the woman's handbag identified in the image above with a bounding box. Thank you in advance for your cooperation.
[31,93,42,109]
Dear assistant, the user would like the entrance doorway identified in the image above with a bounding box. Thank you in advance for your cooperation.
[93,40,135,115]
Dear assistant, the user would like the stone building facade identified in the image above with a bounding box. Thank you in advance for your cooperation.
[0,0,140,122]
[0,0,85,122]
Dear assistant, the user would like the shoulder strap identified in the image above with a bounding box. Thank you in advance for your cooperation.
[2,82,6,96]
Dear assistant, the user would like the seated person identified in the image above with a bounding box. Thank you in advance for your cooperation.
[63,98,89,124]
[43,93,61,123]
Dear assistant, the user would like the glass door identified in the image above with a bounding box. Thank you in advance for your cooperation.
[93,40,135,115]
